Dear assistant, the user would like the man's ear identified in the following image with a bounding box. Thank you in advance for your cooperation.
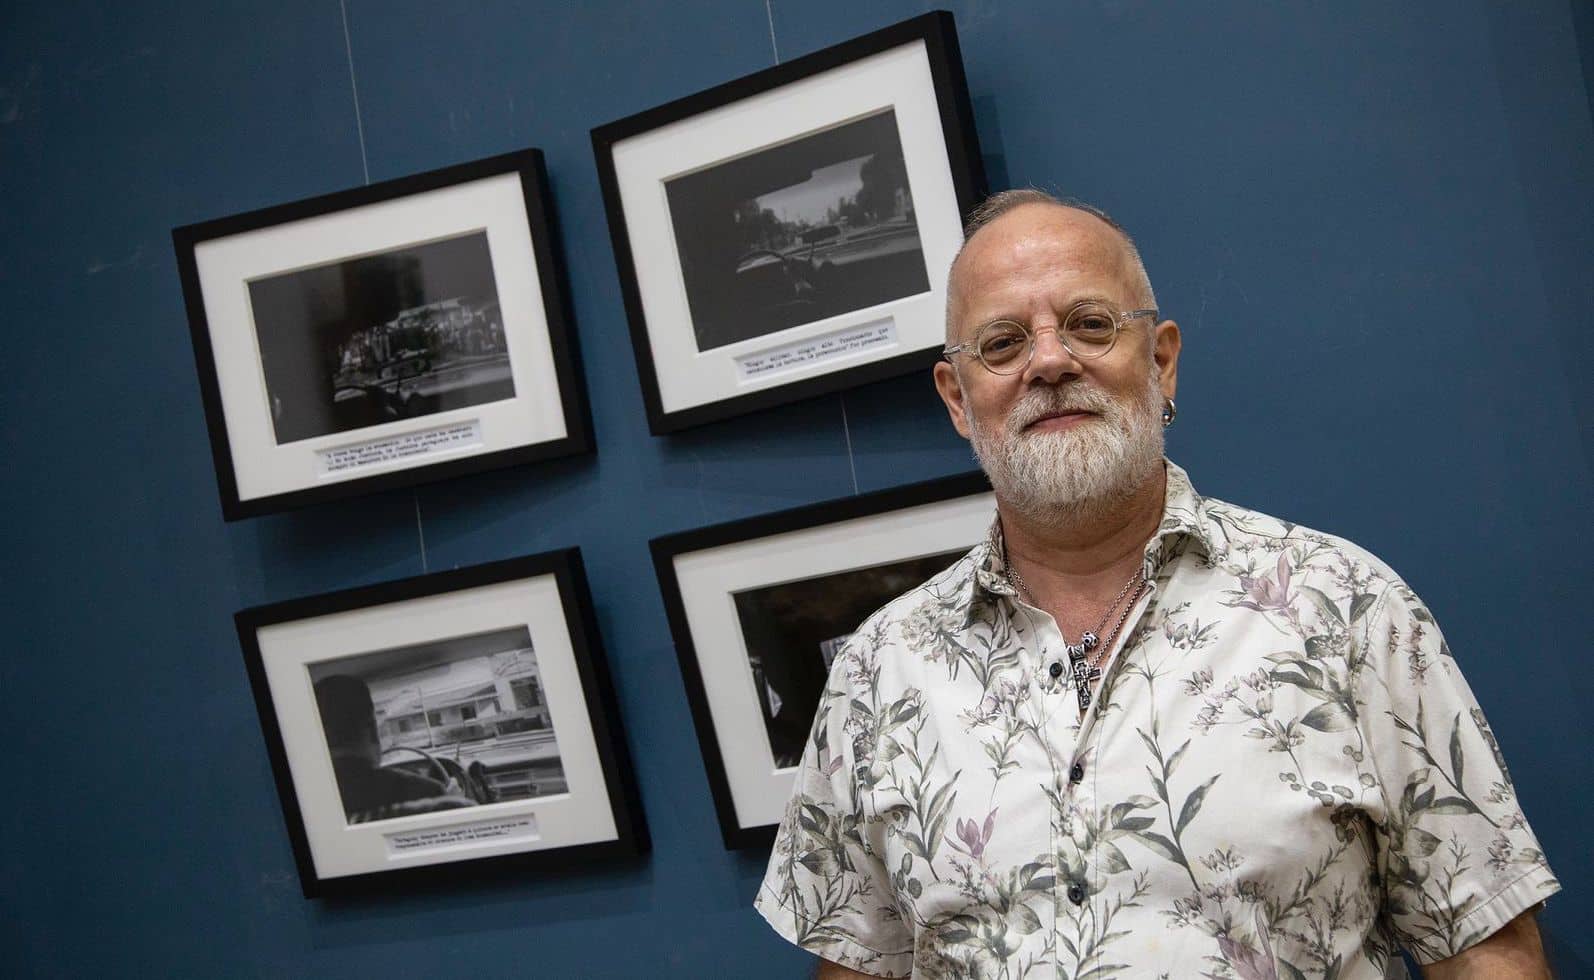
[933,361,973,440]
[1153,319,1181,401]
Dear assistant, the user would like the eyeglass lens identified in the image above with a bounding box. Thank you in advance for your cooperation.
[975,304,1119,373]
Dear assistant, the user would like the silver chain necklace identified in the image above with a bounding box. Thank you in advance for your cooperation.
[1003,545,1147,712]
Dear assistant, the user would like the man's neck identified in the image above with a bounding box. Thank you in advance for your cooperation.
[998,463,1167,608]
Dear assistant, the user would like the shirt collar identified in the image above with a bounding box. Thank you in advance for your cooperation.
[1156,459,1215,566]
[962,459,1216,624]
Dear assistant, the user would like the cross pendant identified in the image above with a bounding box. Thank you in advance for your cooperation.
[1063,631,1099,661]
[1068,650,1101,712]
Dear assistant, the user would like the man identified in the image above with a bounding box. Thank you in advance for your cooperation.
[313,674,476,824]
[754,191,1558,978]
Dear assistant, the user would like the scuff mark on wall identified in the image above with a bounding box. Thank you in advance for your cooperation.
[87,245,146,276]
[0,61,44,125]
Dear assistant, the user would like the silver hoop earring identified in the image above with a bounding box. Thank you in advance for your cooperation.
[1161,397,1177,429]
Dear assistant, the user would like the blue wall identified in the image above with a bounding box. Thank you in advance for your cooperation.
[3,2,1590,976]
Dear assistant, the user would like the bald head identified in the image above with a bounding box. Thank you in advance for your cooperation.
[945,193,1156,343]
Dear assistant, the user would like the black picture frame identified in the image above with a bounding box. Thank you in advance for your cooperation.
[593,11,985,434]
[237,550,647,898]
[651,471,993,849]
[174,149,592,521]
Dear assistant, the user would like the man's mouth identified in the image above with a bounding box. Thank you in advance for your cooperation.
[1023,409,1097,431]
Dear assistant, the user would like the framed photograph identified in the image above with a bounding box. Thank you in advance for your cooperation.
[236,550,647,897]
[651,471,993,848]
[593,11,985,433]
[174,149,592,520]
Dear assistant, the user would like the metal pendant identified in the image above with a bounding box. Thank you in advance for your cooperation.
[1068,648,1100,712]
[1063,630,1098,661]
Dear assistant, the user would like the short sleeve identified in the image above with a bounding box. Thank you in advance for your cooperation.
[754,640,915,977]
[1353,581,1560,964]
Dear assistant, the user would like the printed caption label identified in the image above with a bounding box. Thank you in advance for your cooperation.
[735,318,897,383]
[384,814,540,857]
[317,419,483,476]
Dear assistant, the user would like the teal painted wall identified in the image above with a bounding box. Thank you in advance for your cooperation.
[2,2,1589,975]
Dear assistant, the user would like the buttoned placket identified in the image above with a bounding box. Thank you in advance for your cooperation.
[979,518,1192,969]
[1002,553,1170,972]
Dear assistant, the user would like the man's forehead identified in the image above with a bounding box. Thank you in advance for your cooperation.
[949,204,1137,321]
[963,204,1130,279]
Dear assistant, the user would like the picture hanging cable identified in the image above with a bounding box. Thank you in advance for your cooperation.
[414,494,430,573]
[339,0,371,186]
[841,393,859,496]
[343,0,425,570]
[764,0,780,64]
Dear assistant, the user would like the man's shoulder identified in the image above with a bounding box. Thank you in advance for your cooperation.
[1191,490,1444,637]
[846,546,982,647]
[1198,491,1408,590]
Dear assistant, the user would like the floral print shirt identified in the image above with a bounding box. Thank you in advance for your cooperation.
[755,462,1557,979]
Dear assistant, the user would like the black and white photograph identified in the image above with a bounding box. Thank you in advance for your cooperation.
[652,470,993,848]
[306,625,566,826]
[593,11,984,433]
[237,551,648,896]
[251,232,516,445]
[733,550,963,768]
[173,149,592,520]
[665,109,929,352]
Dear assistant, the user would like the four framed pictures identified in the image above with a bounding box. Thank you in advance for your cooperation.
[652,472,994,848]
[236,551,647,896]
[187,11,996,885]
[173,149,592,520]
[593,11,985,433]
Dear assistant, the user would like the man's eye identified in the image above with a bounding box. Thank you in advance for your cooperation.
[1069,316,1116,343]
[980,333,1026,357]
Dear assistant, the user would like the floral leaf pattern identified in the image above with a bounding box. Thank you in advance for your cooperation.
[754,463,1558,978]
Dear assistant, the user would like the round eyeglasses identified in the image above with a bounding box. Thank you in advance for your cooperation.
[942,303,1159,375]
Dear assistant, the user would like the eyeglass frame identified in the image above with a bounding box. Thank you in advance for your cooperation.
[942,303,1161,374]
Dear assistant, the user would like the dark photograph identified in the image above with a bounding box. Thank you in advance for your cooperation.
[733,549,963,769]
[664,109,931,352]
[308,626,567,825]
[248,231,515,445]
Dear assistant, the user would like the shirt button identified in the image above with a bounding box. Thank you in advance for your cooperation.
[1069,763,1085,783]
[1066,883,1085,905]
[1049,661,1064,679]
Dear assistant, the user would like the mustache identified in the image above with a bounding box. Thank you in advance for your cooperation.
[1006,385,1116,430]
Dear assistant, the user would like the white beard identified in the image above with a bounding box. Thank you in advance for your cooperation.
[966,361,1165,526]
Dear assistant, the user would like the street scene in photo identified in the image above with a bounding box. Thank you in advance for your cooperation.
[733,549,964,769]
[665,109,930,352]
[249,231,516,445]
[307,625,567,825]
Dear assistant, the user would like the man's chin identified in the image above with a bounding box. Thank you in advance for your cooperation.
[1010,423,1092,455]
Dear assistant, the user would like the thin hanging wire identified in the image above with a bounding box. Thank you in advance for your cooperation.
[761,6,861,496]
[341,0,432,572]
[840,394,859,496]
[339,0,370,186]
[414,495,430,572]
[764,0,781,64]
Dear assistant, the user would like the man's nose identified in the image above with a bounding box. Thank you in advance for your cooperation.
[1022,325,1083,384]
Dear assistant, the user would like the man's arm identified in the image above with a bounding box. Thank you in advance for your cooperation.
[1423,911,1551,979]
[816,958,881,979]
